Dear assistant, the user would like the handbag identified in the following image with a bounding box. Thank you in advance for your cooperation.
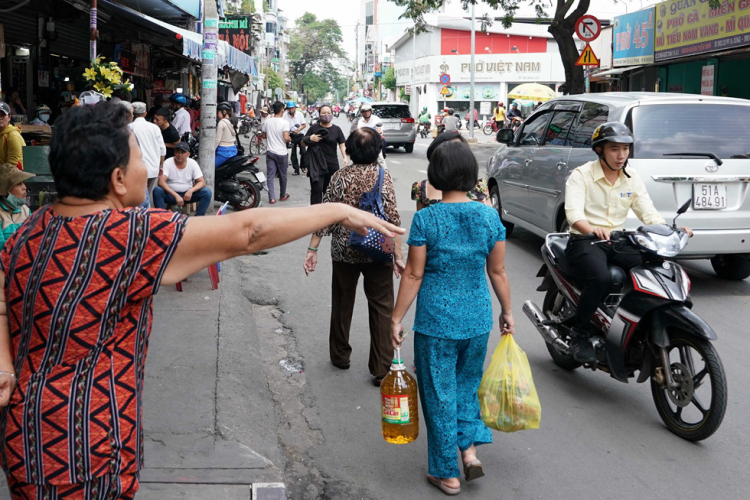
[348,168,394,262]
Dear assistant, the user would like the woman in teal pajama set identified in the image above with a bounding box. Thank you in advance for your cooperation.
[392,140,515,495]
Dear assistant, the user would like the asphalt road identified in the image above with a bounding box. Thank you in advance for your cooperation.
[247,115,750,499]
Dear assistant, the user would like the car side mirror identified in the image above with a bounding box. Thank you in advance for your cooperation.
[496,129,514,144]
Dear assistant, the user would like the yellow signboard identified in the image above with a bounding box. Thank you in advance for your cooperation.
[439,85,451,95]
[576,43,600,66]
[655,0,750,61]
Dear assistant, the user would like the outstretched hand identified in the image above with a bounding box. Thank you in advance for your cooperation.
[340,206,405,238]
[0,374,16,408]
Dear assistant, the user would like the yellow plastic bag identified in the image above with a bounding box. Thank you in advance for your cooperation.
[478,334,541,432]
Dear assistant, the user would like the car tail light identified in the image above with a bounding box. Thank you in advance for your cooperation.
[401,118,415,123]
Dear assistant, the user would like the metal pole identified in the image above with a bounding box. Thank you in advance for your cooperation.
[411,29,416,115]
[90,0,97,62]
[355,22,360,94]
[469,3,476,139]
[199,0,219,205]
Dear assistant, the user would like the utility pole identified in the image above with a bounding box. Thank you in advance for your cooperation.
[90,0,97,62]
[469,2,476,140]
[355,22,360,94]
[411,29,416,115]
[200,0,219,205]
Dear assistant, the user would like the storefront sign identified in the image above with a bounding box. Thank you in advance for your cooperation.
[114,46,137,74]
[480,102,492,115]
[613,7,655,66]
[701,64,715,95]
[219,16,251,55]
[655,0,750,61]
[394,53,564,85]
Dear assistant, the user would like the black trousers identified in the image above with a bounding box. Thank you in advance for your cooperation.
[309,168,336,205]
[565,238,642,333]
[330,260,394,377]
[290,134,305,173]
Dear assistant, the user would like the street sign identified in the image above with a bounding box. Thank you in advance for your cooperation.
[439,86,451,96]
[576,15,602,42]
[404,86,411,95]
[439,73,451,85]
[576,43,600,66]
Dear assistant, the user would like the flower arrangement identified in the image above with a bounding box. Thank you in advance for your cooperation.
[83,57,133,98]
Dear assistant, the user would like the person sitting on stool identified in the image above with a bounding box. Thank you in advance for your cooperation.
[153,142,212,216]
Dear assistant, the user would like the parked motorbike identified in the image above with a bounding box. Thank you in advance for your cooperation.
[186,134,266,210]
[523,200,727,441]
[418,121,431,138]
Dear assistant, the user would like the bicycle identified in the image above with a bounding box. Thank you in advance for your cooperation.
[249,131,267,155]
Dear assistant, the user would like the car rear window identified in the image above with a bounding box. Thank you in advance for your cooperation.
[373,105,412,119]
[631,104,750,159]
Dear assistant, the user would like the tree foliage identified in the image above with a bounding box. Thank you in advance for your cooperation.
[267,69,283,94]
[288,13,349,99]
[382,66,397,92]
[389,0,720,95]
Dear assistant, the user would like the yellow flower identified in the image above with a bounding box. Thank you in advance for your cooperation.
[93,82,113,97]
[100,67,114,82]
[109,61,118,67]
[84,67,98,81]
[96,56,104,64]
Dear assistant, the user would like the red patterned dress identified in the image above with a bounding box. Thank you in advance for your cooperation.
[0,207,187,499]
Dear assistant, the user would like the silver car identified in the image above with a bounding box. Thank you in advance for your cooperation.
[487,92,750,280]
[352,102,416,153]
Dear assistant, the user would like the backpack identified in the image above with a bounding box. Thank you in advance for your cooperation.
[348,168,394,262]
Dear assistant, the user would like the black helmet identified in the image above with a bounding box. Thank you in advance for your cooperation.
[217,101,232,113]
[591,122,634,153]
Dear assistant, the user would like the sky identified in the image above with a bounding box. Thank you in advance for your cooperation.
[278,0,665,62]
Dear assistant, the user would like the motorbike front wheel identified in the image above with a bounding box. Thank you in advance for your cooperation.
[234,180,262,210]
[650,332,727,441]
[542,288,582,371]
[483,124,493,136]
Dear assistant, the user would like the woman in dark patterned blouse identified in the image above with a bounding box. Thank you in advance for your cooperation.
[303,128,404,387]
[0,103,402,499]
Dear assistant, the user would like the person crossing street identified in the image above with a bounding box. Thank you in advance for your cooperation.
[263,101,292,204]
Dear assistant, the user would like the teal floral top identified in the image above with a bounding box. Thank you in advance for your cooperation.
[407,202,505,339]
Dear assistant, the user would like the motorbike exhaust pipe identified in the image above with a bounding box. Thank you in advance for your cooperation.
[522,300,570,353]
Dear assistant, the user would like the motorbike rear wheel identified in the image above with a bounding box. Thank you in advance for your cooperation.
[483,124,493,136]
[234,180,261,210]
[542,289,581,371]
[650,333,727,441]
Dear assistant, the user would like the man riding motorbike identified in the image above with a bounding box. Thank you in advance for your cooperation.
[507,103,523,130]
[563,122,692,363]
[418,106,431,134]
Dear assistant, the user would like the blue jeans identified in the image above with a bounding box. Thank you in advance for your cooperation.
[216,145,238,168]
[153,186,212,216]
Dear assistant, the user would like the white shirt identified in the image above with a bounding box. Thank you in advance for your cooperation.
[357,115,383,130]
[172,107,192,137]
[262,117,291,156]
[282,111,305,133]
[163,157,204,193]
[129,117,166,178]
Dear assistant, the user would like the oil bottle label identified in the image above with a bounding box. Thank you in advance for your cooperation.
[382,394,410,424]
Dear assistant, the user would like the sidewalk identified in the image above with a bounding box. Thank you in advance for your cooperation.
[0,258,287,500]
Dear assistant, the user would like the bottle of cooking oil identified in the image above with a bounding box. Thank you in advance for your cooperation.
[381,347,419,444]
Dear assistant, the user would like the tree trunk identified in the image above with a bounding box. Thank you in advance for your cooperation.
[548,23,585,95]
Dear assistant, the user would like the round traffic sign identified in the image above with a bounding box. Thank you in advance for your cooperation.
[576,15,601,42]
[439,73,451,85]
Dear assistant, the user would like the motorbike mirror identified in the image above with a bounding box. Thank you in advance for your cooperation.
[673,198,691,227]
[496,129,514,144]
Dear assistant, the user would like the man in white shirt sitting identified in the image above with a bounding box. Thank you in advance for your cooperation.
[153,142,212,215]
[129,101,166,208]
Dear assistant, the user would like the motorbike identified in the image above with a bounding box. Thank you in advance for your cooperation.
[483,118,501,136]
[333,109,341,118]
[186,134,266,210]
[417,121,431,138]
[509,116,524,132]
[523,200,727,442]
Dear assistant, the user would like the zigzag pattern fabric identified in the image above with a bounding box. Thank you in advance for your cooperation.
[0,207,187,488]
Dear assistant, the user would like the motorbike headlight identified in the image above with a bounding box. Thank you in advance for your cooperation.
[646,230,688,258]
[633,233,658,253]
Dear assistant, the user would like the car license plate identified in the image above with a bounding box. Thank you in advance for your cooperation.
[383,123,400,130]
[255,172,267,183]
[693,183,727,210]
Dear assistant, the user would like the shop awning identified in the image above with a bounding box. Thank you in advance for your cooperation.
[593,66,643,77]
[101,0,202,61]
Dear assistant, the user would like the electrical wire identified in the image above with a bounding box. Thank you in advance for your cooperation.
[0,0,32,13]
